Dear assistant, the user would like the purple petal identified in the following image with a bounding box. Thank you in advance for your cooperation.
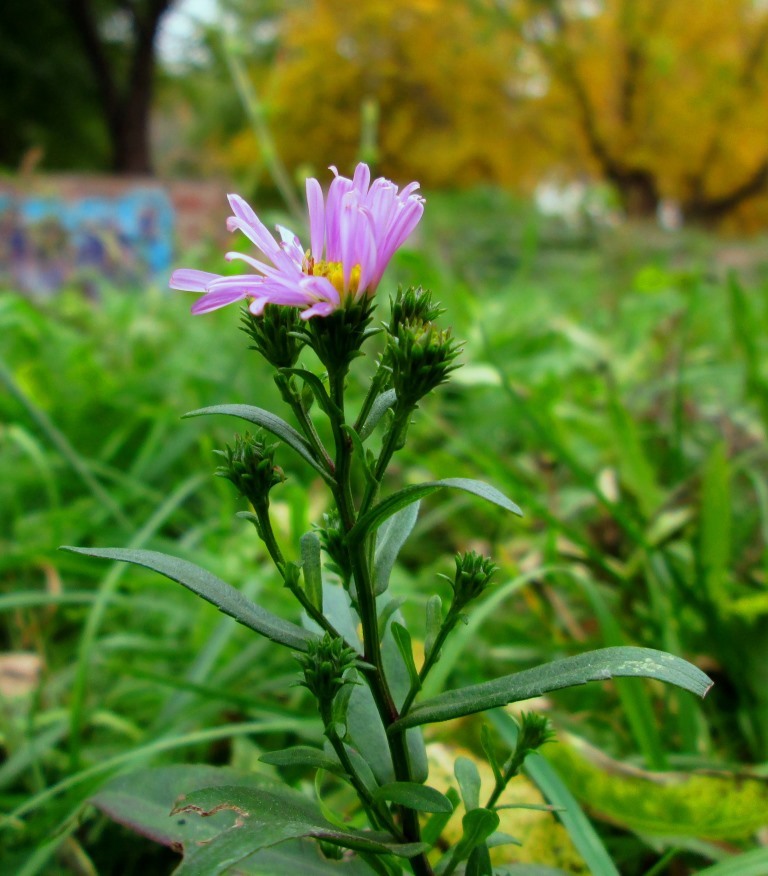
[169,269,220,292]
[301,301,336,319]
[325,173,354,262]
[248,297,272,316]
[226,194,295,273]
[190,287,249,314]
[354,210,378,295]
[306,178,326,261]
[276,224,305,266]
[300,275,340,307]
[376,199,424,278]
[352,163,371,197]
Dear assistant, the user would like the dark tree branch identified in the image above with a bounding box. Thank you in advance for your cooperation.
[684,159,768,223]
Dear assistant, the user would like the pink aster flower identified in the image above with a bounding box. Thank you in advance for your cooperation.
[170,164,424,320]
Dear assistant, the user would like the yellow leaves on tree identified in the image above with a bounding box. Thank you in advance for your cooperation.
[233,0,768,228]
[250,0,539,190]
[495,0,768,226]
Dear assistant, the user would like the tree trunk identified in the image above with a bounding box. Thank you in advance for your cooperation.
[65,0,171,176]
[611,168,659,219]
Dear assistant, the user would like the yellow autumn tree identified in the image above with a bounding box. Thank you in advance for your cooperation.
[233,0,543,190]
[220,0,768,228]
[490,0,768,226]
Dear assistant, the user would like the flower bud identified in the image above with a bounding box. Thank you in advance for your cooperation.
[387,285,444,335]
[317,511,352,586]
[502,711,555,778]
[387,321,462,407]
[215,432,284,507]
[241,303,303,368]
[297,633,358,704]
[516,711,555,755]
[451,551,498,610]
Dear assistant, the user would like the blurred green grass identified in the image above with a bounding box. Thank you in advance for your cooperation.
[2,190,768,873]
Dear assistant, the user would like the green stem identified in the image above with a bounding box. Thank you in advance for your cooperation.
[275,374,335,475]
[353,365,389,435]
[320,703,403,839]
[328,368,433,876]
[484,755,522,811]
[400,610,459,716]
[359,404,414,517]
[252,502,342,641]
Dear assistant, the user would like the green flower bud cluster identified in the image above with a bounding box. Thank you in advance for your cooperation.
[385,288,461,407]
[215,432,284,507]
[316,511,352,586]
[297,633,358,704]
[451,551,498,610]
[387,285,444,334]
[241,304,303,369]
[503,712,554,778]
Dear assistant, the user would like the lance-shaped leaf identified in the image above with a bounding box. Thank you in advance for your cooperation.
[348,479,522,546]
[438,808,499,875]
[374,501,420,596]
[373,781,454,813]
[455,757,482,811]
[171,784,428,875]
[259,747,346,777]
[282,368,340,420]
[359,389,398,441]
[391,647,713,732]
[183,404,334,483]
[300,532,323,613]
[62,547,313,652]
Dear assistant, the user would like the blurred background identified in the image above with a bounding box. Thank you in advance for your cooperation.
[2,2,768,874]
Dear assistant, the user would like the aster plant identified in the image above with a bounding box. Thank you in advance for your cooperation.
[67,165,712,875]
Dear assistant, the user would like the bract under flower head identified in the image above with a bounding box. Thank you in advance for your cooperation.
[169,163,424,320]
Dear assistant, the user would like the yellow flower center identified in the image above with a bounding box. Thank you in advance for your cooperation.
[304,256,361,298]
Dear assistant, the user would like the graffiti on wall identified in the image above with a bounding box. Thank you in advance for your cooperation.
[0,187,175,296]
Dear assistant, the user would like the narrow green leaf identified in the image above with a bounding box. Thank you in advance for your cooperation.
[424,595,442,660]
[391,647,713,731]
[422,787,460,846]
[487,831,521,848]
[348,478,522,545]
[696,848,768,876]
[282,368,339,419]
[171,784,427,875]
[236,839,375,875]
[380,612,430,784]
[342,424,376,485]
[700,442,732,607]
[373,781,453,813]
[465,842,493,876]
[391,622,420,694]
[182,404,333,482]
[300,532,323,612]
[62,547,313,652]
[493,867,571,875]
[605,374,664,518]
[359,389,398,441]
[374,501,420,596]
[455,756,482,811]
[480,724,503,786]
[259,747,346,777]
[377,597,406,640]
[454,808,500,862]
